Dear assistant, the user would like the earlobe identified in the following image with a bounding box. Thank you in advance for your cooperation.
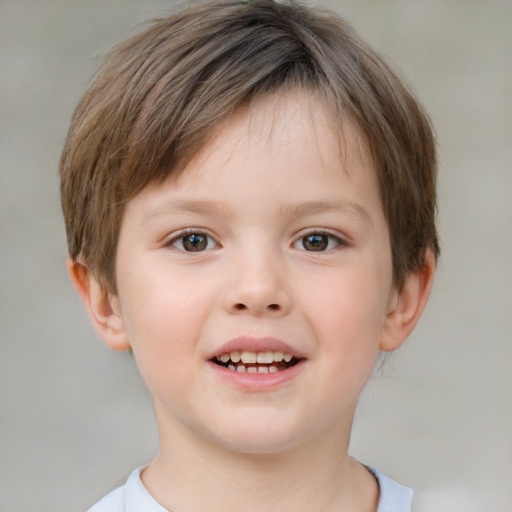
[380,251,436,352]
[67,258,131,351]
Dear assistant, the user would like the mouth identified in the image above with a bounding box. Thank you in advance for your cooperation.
[211,350,302,374]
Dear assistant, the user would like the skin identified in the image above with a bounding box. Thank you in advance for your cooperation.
[70,91,435,512]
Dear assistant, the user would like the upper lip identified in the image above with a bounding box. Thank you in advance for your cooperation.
[209,336,307,360]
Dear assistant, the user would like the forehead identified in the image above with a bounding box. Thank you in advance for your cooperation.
[125,90,381,225]
[177,90,372,184]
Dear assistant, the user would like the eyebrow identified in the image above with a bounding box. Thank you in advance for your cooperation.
[282,200,373,226]
[141,199,232,224]
[141,198,373,226]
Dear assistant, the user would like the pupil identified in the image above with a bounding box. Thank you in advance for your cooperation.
[303,234,328,251]
[184,234,207,251]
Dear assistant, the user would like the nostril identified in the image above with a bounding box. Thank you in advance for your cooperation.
[230,302,283,313]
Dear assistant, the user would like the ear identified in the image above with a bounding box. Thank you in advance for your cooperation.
[67,258,131,351]
[380,251,436,352]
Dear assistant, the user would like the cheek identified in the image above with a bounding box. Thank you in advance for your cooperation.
[300,265,389,373]
[117,269,213,391]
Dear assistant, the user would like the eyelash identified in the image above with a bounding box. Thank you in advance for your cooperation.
[292,230,346,252]
[166,229,219,252]
[165,229,346,253]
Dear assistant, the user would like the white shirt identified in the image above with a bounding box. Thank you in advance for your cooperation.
[88,466,413,512]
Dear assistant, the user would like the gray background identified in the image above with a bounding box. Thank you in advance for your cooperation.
[1,0,511,511]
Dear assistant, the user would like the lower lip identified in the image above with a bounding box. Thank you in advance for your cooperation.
[207,360,306,391]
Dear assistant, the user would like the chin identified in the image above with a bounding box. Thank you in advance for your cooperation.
[203,418,310,456]
[218,436,300,456]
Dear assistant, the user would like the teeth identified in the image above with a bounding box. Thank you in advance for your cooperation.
[240,351,257,364]
[273,351,284,362]
[257,351,274,364]
[216,349,297,377]
[218,350,295,364]
[231,363,288,374]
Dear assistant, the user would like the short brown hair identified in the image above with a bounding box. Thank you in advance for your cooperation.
[60,0,439,292]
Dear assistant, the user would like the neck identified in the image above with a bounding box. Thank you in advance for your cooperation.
[142,407,379,512]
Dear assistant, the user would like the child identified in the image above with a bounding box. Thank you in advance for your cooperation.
[60,1,438,510]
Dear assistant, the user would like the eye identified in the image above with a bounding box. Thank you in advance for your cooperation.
[293,232,342,252]
[170,232,217,252]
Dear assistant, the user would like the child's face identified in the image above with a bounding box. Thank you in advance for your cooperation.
[112,92,397,453]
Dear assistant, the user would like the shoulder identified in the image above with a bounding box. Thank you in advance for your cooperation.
[367,467,413,512]
[87,484,124,512]
[86,466,168,512]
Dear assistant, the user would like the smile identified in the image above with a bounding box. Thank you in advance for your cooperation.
[213,350,300,373]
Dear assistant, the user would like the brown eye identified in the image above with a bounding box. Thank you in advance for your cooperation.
[294,232,342,252]
[302,234,329,251]
[172,232,215,252]
[183,234,207,251]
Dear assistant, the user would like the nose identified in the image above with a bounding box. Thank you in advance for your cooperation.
[222,250,292,317]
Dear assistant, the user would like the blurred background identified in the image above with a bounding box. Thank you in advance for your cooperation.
[0,0,510,510]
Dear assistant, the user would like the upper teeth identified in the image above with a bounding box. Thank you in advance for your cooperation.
[217,350,293,364]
